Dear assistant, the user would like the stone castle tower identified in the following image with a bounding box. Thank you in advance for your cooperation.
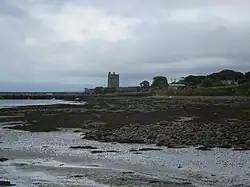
[108,72,119,89]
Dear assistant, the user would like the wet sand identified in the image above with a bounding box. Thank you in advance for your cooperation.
[1,126,250,187]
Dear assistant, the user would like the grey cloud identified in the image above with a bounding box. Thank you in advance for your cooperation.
[30,18,250,84]
[0,0,27,17]
[62,20,250,70]
[0,0,250,91]
[70,0,250,18]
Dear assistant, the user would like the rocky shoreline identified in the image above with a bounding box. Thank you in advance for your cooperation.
[1,96,250,150]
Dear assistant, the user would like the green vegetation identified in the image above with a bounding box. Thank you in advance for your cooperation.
[245,72,250,81]
[209,69,244,81]
[179,69,247,87]
[94,86,105,94]
[157,83,250,96]
[180,75,205,86]
[151,76,168,89]
[155,69,250,96]
[94,87,117,94]
[201,78,214,87]
[200,78,223,87]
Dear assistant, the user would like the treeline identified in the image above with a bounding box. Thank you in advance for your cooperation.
[154,69,250,96]
[177,69,250,87]
[158,84,250,96]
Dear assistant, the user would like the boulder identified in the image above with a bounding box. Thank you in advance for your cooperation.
[196,146,212,151]
[0,157,9,162]
[69,145,98,149]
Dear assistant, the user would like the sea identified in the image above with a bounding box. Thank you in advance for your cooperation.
[0,99,85,108]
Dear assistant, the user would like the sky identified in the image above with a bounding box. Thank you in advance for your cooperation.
[0,0,250,91]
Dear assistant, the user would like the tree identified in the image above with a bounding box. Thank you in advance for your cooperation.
[94,86,104,94]
[245,72,250,81]
[151,76,168,89]
[209,69,244,81]
[238,77,247,85]
[181,75,206,86]
[139,80,150,92]
[201,79,214,87]
[140,80,150,88]
[180,69,245,86]
[104,87,117,93]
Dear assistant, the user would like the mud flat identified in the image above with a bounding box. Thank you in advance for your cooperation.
[1,96,250,149]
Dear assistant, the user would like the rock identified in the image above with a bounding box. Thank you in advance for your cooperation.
[233,148,250,151]
[86,164,99,167]
[15,163,28,167]
[175,117,194,122]
[157,121,168,125]
[129,148,162,152]
[132,152,142,155]
[91,150,119,154]
[118,139,144,144]
[182,182,192,185]
[91,150,105,154]
[129,148,138,152]
[149,180,160,184]
[73,175,84,178]
[156,141,164,146]
[69,146,98,149]
[166,145,186,148]
[0,180,15,186]
[245,140,250,147]
[6,124,60,133]
[105,150,120,153]
[83,120,93,124]
[73,130,82,133]
[196,146,212,151]
[122,171,134,174]
[32,182,41,185]
[0,157,9,162]
[139,148,162,151]
[220,144,232,149]
[227,118,242,122]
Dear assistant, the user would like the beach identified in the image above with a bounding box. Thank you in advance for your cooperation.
[0,97,250,186]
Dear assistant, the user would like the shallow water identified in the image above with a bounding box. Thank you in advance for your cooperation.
[0,99,85,108]
[0,124,250,187]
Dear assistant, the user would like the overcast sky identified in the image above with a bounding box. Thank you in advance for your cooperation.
[0,0,250,91]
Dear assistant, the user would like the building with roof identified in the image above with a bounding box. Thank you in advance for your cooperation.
[169,83,185,90]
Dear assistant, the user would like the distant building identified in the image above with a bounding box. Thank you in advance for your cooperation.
[108,72,119,89]
[221,80,238,85]
[169,83,185,90]
[140,80,150,88]
[118,87,139,92]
